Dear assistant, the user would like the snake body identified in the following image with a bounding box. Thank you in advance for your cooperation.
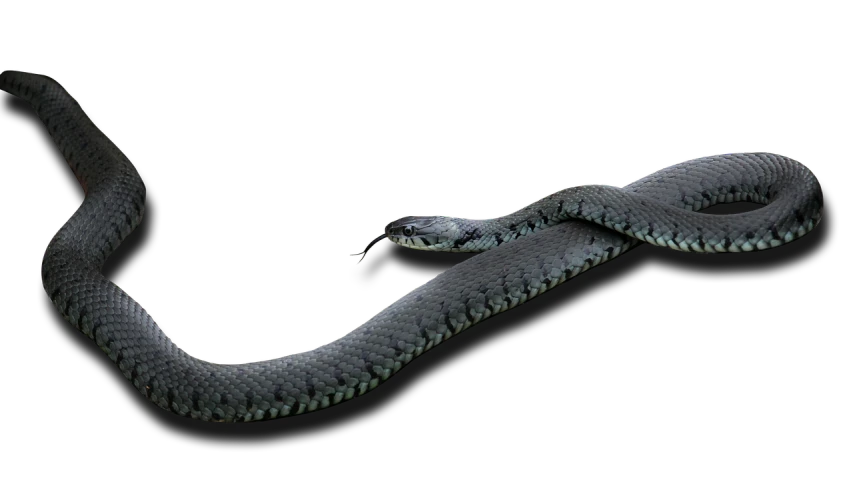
[1,71,823,423]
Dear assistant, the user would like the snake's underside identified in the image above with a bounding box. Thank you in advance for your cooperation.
[1,71,823,423]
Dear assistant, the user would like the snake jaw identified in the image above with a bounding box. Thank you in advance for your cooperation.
[352,216,457,262]
[384,216,462,251]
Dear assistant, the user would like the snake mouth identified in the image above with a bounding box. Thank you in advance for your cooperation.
[351,216,455,265]
[381,216,463,252]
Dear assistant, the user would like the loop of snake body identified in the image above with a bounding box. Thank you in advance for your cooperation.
[1,71,823,423]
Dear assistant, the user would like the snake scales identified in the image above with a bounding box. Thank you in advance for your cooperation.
[1,71,823,423]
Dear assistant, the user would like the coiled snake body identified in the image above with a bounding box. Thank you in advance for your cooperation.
[1,71,823,423]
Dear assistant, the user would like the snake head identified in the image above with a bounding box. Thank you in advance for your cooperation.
[385,216,461,251]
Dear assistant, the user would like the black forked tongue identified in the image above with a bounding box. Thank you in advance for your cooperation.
[351,233,385,265]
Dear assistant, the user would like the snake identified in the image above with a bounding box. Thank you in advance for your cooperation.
[1,70,823,423]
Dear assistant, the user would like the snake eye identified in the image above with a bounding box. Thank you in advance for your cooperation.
[403,226,415,237]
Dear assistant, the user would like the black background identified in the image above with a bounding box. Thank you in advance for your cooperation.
[0,65,849,456]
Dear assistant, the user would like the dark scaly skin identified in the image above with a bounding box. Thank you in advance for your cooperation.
[0,71,822,422]
[387,159,823,254]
